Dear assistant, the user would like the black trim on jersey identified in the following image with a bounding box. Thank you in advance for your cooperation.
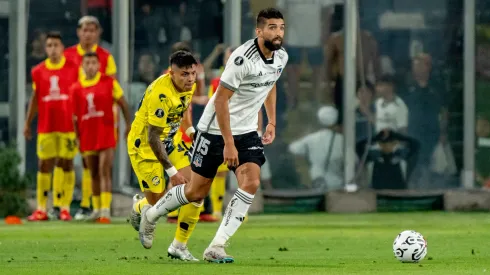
[243,43,256,59]
[220,80,237,92]
[246,48,258,59]
[254,38,274,64]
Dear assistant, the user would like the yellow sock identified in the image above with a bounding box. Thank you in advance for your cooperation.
[168,209,179,218]
[62,170,75,210]
[80,169,92,208]
[92,195,101,211]
[101,192,112,210]
[133,197,148,214]
[211,175,226,215]
[174,202,201,244]
[52,167,64,208]
[36,172,51,211]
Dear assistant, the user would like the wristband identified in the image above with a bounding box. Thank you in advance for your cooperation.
[197,72,205,80]
[185,126,196,137]
[165,166,178,177]
[258,131,263,137]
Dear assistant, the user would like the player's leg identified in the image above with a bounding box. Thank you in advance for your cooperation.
[139,131,222,249]
[28,133,57,221]
[203,132,265,263]
[98,148,114,223]
[210,169,228,218]
[57,132,78,221]
[50,133,64,219]
[77,157,93,218]
[165,181,179,224]
[85,153,101,221]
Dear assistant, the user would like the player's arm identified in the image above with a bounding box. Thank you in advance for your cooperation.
[181,107,195,139]
[262,84,277,145]
[148,124,173,169]
[24,79,38,140]
[214,86,234,144]
[112,80,131,136]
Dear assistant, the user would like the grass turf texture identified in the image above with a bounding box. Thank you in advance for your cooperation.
[0,212,489,274]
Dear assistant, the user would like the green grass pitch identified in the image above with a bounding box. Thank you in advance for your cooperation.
[1,212,489,274]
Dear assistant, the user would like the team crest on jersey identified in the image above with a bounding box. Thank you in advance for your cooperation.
[155,109,165,118]
[277,68,283,75]
[234,56,244,66]
[152,176,160,186]
[193,153,203,167]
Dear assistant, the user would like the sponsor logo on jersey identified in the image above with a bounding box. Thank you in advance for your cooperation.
[250,81,276,88]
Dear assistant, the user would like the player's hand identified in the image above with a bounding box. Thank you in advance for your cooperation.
[223,143,239,168]
[170,171,189,186]
[262,123,276,145]
[23,124,32,140]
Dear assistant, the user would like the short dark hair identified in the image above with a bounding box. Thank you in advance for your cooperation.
[171,42,192,54]
[83,52,99,60]
[46,31,62,42]
[170,50,198,69]
[256,8,284,27]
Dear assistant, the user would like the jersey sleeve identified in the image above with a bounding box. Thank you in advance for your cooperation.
[146,87,171,128]
[106,54,117,76]
[112,80,124,100]
[219,53,249,92]
[31,69,37,93]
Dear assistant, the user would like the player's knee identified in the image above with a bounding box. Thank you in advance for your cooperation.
[58,159,74,171]
[184,184,208,202]
[240,179,261,194]
[39,159,55,173]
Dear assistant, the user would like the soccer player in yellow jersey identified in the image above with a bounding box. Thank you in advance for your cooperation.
[127,51,201,261]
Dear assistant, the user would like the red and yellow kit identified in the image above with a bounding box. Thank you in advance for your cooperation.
[71,72,124,153]
[64,44,120,141]
[31,56,79,160]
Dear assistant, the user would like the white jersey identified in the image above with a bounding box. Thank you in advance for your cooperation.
[198,38,288,135]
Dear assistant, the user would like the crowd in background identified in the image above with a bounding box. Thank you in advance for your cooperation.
[0,0,479,193]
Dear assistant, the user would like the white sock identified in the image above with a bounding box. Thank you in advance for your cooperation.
[146,184,189,223]
[211,188,254,246]
[172,238,185,248]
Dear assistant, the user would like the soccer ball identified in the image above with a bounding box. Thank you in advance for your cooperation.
[392,230,427,263]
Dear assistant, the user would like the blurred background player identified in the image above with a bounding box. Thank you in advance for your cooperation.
[71,52,131,223]
[128,51,202,261]
[24,31,79,221]
[64,16,118,220]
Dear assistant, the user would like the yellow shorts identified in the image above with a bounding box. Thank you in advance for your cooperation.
[82,151,99,157]
[37,132,78,160]
[129,135,191,194]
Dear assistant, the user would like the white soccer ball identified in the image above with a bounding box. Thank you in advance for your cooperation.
[392,230,427,263]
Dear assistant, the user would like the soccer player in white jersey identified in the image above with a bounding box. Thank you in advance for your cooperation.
[137,8,288,263]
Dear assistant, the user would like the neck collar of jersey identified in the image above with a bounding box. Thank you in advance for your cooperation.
[77,44,98,56]
[81,72,102,87]
[45,56,66,70]
[254,38,274,65]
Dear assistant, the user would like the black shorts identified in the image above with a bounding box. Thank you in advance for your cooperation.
[190,130,266,179]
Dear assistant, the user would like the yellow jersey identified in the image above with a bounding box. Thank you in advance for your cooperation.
[128,74,195,160]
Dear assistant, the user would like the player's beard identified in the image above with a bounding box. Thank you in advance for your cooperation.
[264,38,282,51]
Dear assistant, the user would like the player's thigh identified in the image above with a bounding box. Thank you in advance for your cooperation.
[190,131,224,179]
[37,132,59,160]
[58,132,79,160]
[98,148,114,176]
[129,154,165,194]
[85,153,100,179]
[235,132,266,170]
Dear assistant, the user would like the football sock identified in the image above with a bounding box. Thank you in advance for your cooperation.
[36,172,52,211]
[133,197,148,214]
[146,184,188,223]
[92,195,101,212]
[52,167,64,208]
[211,175,226,215]
[174,201,202,245]
[80,168,92,208]
[101,192,112,212]
[62,170,75,210]
[211,188,253,246]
